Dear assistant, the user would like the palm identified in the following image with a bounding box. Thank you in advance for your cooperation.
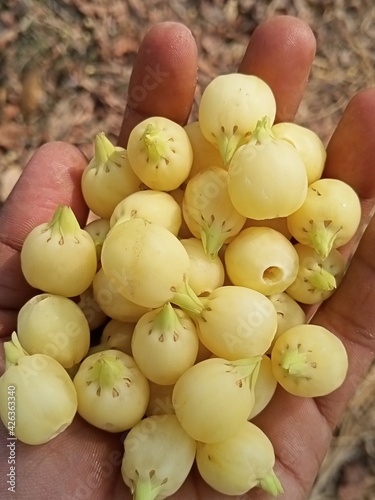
[1,17,375,500]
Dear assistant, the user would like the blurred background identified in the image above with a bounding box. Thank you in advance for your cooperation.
[0,0,375,497]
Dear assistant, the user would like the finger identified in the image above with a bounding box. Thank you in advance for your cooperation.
[0,415,127,499]
[312,209,375,427]
[314,92,375,408]
[250,91,375,498]
[253,205,375,499]
[117,22,198,147]
[324,88,375,216]
[0,142,88,337]
[302,90,375,318]
[238,16,316,123]
[249,217,375,499]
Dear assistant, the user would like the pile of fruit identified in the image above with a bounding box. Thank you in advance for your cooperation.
[0,73,361,498]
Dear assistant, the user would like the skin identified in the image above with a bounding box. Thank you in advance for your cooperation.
[1,15,375,500]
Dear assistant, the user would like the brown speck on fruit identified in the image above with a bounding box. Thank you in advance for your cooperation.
[96,387,101,396]
[161,477,168,485]
[236,379,243,388]
[112,388,119,397]
[221,125,225,133]
[310,362,317,368]
[149,470,155,478]
[124,377,132,387]
[158,333,164,342]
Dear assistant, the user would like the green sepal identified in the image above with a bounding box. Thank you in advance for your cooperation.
[249,116,275,145]
[281,348,309,378]
[199,217,227,259]
[133,476,161,500]
[219,133,248,167]
[306,267,337,291]
[308,220,342,260]
[170,278,204,317]
[152,303,180,340]
[259,470,284,497]
[141,124,169,164]
[90,132,127,173]
[4,332,29,370]
[44,205,81,243]
[90,354,128,390]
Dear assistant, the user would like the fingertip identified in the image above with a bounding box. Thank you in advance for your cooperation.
[325,86,375,202]
[239,15,316,122]
[258,15,316,49]
[118,22,198,147]
[0,141,89,249]
[330,86,375,129]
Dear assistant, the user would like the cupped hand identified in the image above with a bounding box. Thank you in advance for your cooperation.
[1,16,375,500]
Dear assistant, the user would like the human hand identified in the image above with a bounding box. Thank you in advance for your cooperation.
[1,16,375,500]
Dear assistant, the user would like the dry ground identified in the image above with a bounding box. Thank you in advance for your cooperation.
[1,0,375,498]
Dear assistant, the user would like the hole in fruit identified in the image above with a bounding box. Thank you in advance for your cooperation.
[262,266,283,284]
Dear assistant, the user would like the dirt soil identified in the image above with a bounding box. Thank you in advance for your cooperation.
[1,0,375,498]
